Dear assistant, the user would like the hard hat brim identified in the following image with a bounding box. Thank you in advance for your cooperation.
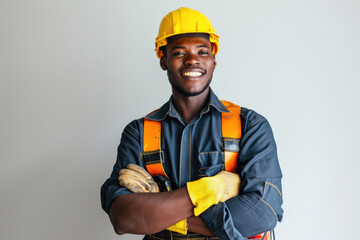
[155,32,219,59]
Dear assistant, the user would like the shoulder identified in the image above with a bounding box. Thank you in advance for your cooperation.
[121,99,170,139]
[122,118,144,140]
[240,107,273,135]
[219,98,271,131]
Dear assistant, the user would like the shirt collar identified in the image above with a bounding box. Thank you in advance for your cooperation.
[208,88,230,113]
[145,88,230,121]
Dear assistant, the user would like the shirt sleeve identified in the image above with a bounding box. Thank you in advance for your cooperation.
[100,119,145,214]
[200,109,283,239]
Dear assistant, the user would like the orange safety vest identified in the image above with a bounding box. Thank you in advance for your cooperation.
[142,100,270,240]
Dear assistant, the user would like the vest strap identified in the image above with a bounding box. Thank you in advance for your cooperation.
[143,118,161,152]
[142,118,168,178]
[249,231,271,240]
[221,100,242,173]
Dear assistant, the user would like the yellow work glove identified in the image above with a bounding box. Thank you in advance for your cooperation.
[167,219,187,235]
[118,164,159,193]
[187,171,241,216]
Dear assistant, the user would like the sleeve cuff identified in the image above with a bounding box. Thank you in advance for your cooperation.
[200,202,247,240]
[101,178,131,214]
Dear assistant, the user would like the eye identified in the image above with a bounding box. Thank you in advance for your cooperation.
[199,50,209,55]
[173,51,185,56]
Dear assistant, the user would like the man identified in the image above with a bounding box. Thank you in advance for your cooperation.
[101,7,283,240]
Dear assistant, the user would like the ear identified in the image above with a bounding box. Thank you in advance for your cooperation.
[212,54,217,68]
[160,55,167,71]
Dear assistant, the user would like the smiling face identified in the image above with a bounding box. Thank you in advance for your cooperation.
[160,35,217,97]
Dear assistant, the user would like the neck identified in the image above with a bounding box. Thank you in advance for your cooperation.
[171,88,210,125]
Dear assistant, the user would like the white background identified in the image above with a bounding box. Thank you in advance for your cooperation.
[1,0,359,239]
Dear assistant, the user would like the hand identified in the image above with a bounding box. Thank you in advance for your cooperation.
[216,171,241,202]
[118,164,159,193]
[118,164,187,234]
[186,171,241,216]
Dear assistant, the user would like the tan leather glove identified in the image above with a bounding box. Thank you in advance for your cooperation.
[118,164,187,235]
[118,164,159,193]
[217,171,241,202]
[187,171,241,216]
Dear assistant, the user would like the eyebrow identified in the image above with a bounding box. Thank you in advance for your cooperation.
[196,44,210,49]
[171,44,210,50]
[171,46,186,50]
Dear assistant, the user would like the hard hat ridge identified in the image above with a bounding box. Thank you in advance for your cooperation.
[155,7,219,59]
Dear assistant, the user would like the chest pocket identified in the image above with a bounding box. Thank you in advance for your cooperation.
[198,138,241,177]
[198,151,225,177]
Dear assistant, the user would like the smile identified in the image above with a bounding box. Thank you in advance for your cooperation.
[182,72,204,77]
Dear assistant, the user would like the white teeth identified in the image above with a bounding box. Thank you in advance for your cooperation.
[183,72,203,77]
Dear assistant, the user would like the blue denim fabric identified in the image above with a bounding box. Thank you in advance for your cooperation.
[100,89,283,240]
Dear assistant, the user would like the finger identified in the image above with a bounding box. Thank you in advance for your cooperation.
[119,172,159,193]
[126,164,153,180]
[149,181,159,193]
[118,174,151,193]
[119,168,146,180]
[217,171,241,202]
[119,179,150,193]
[119,175,159,193]
[118,165,159,193]
[118,173,151,189]
[119,180,149,193]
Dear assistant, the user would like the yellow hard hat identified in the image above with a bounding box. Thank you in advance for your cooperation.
[155,7,220,59]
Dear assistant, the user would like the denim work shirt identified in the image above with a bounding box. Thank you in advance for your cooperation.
[101,89,283,240]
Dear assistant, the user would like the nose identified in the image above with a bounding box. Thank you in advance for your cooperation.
[184,53,199,66]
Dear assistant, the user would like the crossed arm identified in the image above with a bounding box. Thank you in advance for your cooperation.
[109,163,240,236]
[109,188,214,235]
